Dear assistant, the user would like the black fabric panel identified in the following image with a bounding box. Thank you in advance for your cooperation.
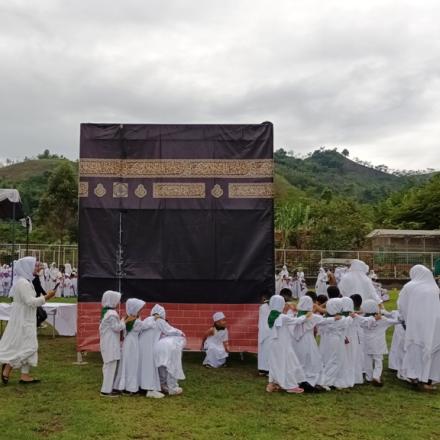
[78,208,120,279]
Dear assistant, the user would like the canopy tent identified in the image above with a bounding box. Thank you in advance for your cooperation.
[0,189,24,219]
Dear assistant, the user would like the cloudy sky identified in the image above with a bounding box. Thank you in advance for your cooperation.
[1,0,439,170]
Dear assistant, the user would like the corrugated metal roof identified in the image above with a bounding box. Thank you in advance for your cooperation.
[366,229,440,238]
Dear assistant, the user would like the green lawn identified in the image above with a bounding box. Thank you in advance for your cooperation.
[0,291,439,440]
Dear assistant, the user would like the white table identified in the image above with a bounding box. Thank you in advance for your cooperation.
[0,302,77,336]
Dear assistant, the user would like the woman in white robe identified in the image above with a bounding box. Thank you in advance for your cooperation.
[266,295,307,394]
[258,298,271,373]
[315,268,328,296]
[292,296,324,387]
[0,257,55,384]
[115,298,145,394]
[339,260,382,305]
[139,304,183,398]
[398,265,440,388]
[99,290,125,397]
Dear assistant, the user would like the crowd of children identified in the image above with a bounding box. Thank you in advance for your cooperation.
[258,287,405,393]
[99,291,187,398]
[99,261,439,397]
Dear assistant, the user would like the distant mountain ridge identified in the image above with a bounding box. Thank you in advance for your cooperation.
[274,149,432,203]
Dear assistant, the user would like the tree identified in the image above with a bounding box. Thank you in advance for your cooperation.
[275,202,311,248]
[342,148,349,157]
[309,198,373,249]
[37,161,78,243]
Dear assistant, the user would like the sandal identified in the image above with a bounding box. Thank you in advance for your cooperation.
[286,387,304,394]
[1,364,11,385]
[19,378,41,384]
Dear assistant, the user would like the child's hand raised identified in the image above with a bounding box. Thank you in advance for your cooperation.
[334,314,342,321]
[125,315,136,323]
[374,314,382,321]
[306,312,313,319]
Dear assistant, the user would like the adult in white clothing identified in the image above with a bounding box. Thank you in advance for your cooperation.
[315,268,328,297]
[339,260,382,305]
[0,257,55,384]
[398,265,440,389]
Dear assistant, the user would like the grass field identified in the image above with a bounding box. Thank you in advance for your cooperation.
[0,292,439,440]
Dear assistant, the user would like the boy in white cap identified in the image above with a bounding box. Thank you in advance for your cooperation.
[114,298,145,395]
[360,299,399,386]
[99,290,127,397]
[202,312,229,368]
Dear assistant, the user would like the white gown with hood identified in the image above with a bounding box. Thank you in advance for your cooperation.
[0,257,45,368]
[398,265,440,382]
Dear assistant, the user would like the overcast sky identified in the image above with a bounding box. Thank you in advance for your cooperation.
[1,0,439,170]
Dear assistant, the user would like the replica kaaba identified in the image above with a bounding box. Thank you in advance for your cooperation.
[77,123,274,352]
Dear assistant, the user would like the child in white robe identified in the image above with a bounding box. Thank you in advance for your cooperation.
[202,312,229,368]
[350,294,366,384]
[153,309,186,396]
[99,290,125,397]
[387,310,406,375]
[257,294,271,375]
[318,298,351,389]
[341,297,357,388]
[115,298,145,395]
[360,300,398,386]
[292,296,324,389]
[266,295,307,394]
[139,304,184,398]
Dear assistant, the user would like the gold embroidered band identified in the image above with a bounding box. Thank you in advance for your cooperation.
[228,183,273,199]
[153,183,206,198]
[79,158,273,178]
[78,181,89,197]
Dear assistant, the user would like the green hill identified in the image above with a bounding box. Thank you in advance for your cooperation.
[274,149,426,203]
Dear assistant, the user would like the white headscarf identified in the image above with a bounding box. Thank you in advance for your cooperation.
[13,257,36,282]
[9,256,36,298]
[398,264,440,361]
[126,298,146,316]
[213,312,225,322]
[101,290,121,308]
[150,304,166,319]
[269,294,285,313]
[362,299,379,315]
[341,297,354,313]
[339,259,381,303]
[326,298,342,316]
[297,296,313,312]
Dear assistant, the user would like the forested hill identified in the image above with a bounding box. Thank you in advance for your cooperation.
[274,148,429,203]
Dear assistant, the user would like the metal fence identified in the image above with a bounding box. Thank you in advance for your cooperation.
[1,244,438,280]
[276,249,440,279]
[0,243,78,268]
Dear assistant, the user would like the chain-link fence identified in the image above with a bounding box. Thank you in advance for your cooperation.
[0,243,78,268]
[1,244,438,280]
[276,249,440,279]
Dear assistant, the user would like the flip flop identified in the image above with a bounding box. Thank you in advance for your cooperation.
[19,379,41,384]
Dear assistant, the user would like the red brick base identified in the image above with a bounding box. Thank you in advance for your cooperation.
[77,302,259,353]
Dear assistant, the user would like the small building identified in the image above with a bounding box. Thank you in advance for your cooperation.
[366,229,440,252]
